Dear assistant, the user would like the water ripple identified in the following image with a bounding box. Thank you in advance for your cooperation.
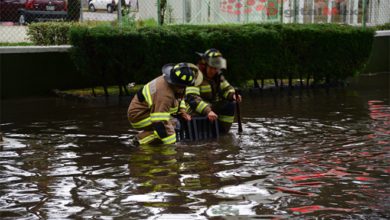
[1,87,390,219]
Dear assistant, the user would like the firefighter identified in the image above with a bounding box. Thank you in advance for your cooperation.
[127,62,202,145]
[184,48,242,133]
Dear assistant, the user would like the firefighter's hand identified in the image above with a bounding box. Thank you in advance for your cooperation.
[233,94,242,103]
[181,112,192,121]
[207,111,218,121]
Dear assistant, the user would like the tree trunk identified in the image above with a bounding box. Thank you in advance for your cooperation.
[101,65,109,97]
[280,78,284,90]
[123,84,130,95]
[274,77,279,87]
[325,75,330,87]
[91,87,96,97]
[299,75,304,88]
[306,75,310,87]
[103,85,109,97]
[118,85,123,96]
[160,0,167,25]
[253,79,260,88]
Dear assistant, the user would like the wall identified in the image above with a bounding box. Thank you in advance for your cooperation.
[0,46,88,99]
[365,31,390,74]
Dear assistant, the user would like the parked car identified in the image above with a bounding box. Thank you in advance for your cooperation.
[88,0,130,13]
[0,0,67,24]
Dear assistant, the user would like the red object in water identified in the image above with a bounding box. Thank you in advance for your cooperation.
[355,176,379,181]
[275,187,315,196]
[293,181,326,187]
[288,173,325,181]
[325,169,350,177]
[290,205,324,214]
[290,205,354,214]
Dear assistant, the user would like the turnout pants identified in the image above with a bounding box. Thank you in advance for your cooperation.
[213,100,236,133]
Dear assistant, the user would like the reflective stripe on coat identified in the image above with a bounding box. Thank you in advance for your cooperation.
[128,76,178,144]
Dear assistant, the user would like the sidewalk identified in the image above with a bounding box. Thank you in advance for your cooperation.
[0,23,30,43]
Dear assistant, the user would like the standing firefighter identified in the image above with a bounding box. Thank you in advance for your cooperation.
[184,48,242,133]
[128,63,202,145]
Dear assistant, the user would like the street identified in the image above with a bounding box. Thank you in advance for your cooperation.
[82,11,118,21]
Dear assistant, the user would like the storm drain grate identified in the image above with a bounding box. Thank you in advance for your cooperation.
[176,116,219,141]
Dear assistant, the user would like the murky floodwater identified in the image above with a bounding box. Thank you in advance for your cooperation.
[1,74,389,219]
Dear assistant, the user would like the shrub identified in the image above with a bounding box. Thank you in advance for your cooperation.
[69,24,374,89]
[27,22,76,45]
[27,21,113,45]
[376,23,390,31]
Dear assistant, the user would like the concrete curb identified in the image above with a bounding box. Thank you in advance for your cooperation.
[0,45,72,54]
[375,30,390,37]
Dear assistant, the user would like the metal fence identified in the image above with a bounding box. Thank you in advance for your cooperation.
[0,0,389,43]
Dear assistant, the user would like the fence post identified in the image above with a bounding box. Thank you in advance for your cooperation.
[327,0,332,23]
[311,0,315,23]
[79,0,83,22]
[117,0,122,25]
[294,0,297,23]
[245,1,249,23]
[157,0,161,26]
[362,0,367,29]
[183,0,186,23]
[280,0,283,23]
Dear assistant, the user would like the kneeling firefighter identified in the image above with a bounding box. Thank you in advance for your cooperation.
[183,48,242,133]
[127,63,202,145]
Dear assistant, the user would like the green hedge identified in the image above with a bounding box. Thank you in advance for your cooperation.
[376,23,390,31]
[69,24,374,89]
[27,22,77,45]
[27,21,113,45]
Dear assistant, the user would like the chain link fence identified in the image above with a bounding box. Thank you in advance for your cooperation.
[151,0,390,26]
[1,0,389,43]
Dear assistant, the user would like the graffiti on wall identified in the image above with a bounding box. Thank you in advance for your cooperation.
[219,0,356,17]
[220,0,282,16]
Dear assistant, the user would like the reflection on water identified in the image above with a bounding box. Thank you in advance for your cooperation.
[1,74,389,219]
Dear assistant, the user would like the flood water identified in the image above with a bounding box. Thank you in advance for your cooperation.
[1,73,389,219]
